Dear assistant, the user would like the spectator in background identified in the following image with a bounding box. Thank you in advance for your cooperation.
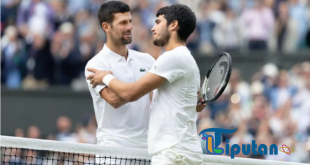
[240,0,275,50]
[74,10,97,39]
[269,70,297,111]
[273,0,288,17]
[51,22,79,85]
[197,1,217,54]
[74,9,98,72]
[1,25,27,88]
[1,0,20,32]
[75,115,97,144]
[14,128,24,137]
[274,1,290,51]
[288,0,309,48]
[27,125,41,139]
[213,8,242,51]
[78,33,95,77]
[17,0,54,40]
[22,32,54,89]
[276,0,308,53]
[55,116,77,142]
[291,63,310,139]
[49,0,71,30]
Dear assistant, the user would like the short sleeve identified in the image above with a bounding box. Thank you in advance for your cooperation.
[149,53,185,83]
[85,60,108,94]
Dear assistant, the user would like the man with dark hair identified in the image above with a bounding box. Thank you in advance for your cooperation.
[85,1,155,150]
[153,4,196,44]
[87,4,204,164]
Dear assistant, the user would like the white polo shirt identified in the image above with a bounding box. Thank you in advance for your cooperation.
[85,45,155,149]
[148,46,202,154]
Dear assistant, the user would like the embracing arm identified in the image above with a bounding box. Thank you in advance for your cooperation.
[99,87,128,108]
[87,69,206,110]
[109,72,166,102]
[86,66,127,108]
[86,68,165,103]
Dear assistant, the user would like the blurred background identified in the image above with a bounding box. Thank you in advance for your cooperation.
[1,0,310,163]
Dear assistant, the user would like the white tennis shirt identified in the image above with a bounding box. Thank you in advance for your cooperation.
[85,45,155,149]
[148,46,202,154]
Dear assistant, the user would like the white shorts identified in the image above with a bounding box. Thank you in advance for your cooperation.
[151,144,203,165]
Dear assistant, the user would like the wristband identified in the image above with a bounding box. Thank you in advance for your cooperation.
[102,74,115,87]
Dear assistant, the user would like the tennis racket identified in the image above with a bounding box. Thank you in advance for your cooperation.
[198,52,232,104]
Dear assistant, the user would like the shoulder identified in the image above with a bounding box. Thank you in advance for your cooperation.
[85,53,101,68]
[85,50,110,71]
[158,48,191,63]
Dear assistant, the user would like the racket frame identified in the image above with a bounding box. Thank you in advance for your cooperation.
[199,52,232,104]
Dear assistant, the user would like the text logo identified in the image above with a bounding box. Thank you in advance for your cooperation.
[279,144,295,155]
[200,128,237,155]
[199,128,279,159]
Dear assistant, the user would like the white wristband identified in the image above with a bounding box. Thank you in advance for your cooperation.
[102,74,115,87]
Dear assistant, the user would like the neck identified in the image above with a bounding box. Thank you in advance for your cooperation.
[164,38,186,51]
[106,40,128,60]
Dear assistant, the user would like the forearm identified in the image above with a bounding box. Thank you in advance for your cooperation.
[109,95,128,108]
[100,87,128,108]
[99,72,165,102]
[109,79,139,102]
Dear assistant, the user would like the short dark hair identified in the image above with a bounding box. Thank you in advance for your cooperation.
[97,1,130,28]
[156,4,196,42]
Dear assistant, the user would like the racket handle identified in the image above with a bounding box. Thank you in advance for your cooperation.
[200,100,207,104]
[197,95,207,104]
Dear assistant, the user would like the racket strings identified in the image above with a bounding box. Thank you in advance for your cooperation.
[206,56,229,100]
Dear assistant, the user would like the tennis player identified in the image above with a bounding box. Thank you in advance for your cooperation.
[87,4,204,165]
[85,1,155,150]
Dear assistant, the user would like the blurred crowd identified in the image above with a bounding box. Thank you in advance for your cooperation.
[11,62,310,163]
[13,115,98,144]
[1,0,310,89]
[198,62,310,163]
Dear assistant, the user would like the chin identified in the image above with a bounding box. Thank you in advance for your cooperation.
[153,40,164,47]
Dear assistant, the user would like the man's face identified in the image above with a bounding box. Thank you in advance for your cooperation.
[151,15,170,47]
[110,12,133,46]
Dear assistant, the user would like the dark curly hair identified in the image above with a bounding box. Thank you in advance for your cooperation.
[156,4,196,42]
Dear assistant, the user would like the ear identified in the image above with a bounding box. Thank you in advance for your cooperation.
[101,22,111,33]
[170,20,179,31]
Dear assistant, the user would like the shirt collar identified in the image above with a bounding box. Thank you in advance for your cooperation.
[102,44,134,62]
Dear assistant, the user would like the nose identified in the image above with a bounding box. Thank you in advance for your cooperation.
[151,26,155,33]
[127,22,133,31]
